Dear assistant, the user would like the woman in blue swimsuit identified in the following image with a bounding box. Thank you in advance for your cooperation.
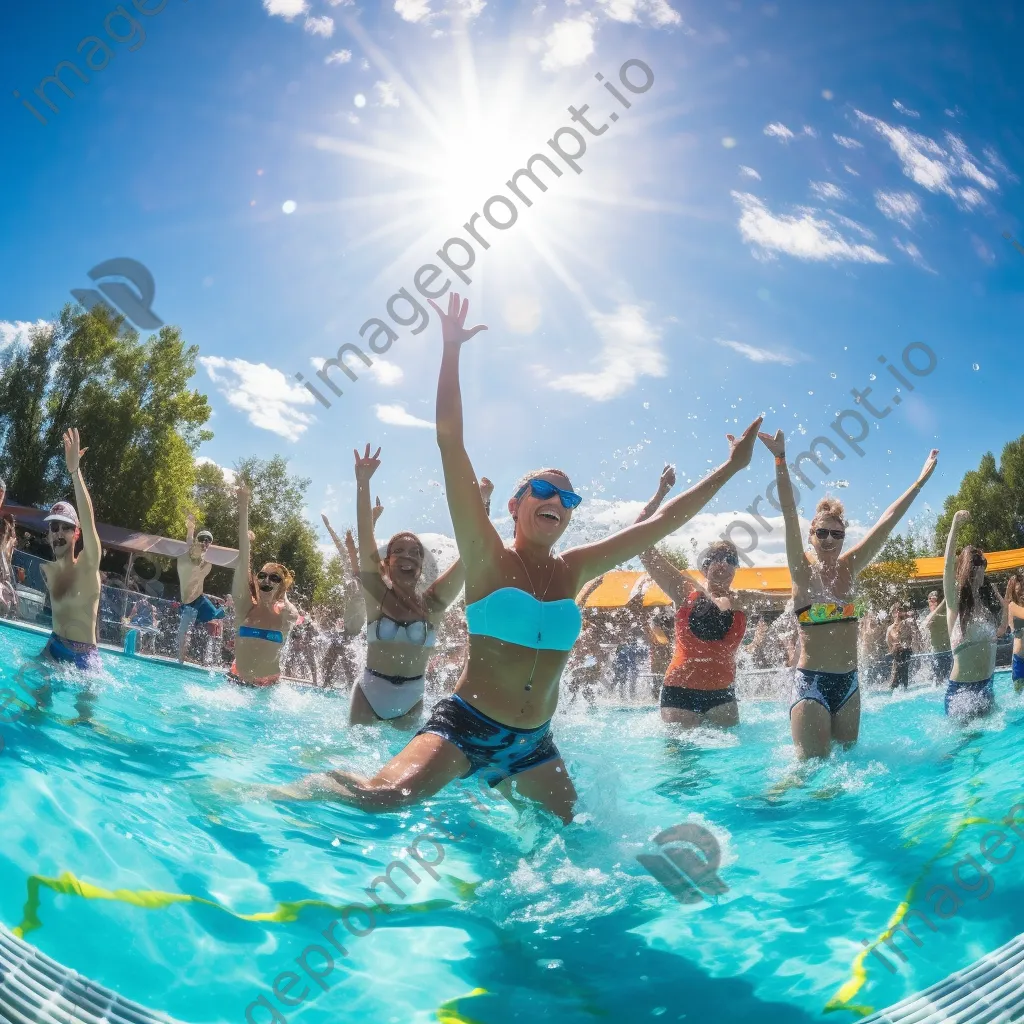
[295,293,762,822]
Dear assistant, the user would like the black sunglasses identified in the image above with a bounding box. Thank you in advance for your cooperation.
[702,552,740,569]
[257,571,283,584]
[48,522,75,534]
[814,528,846,540]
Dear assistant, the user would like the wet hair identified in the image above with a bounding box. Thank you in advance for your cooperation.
[954,545,993,632]
[811,496,847,530]
[511,468,574,498]
[927,590,942,602]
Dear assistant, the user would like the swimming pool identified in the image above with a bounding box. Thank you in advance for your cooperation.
[2,618,1023,1024]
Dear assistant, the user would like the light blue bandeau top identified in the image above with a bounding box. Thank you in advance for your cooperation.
[465,587,582,651]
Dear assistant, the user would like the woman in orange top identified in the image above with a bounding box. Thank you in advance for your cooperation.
[636,467,764,728]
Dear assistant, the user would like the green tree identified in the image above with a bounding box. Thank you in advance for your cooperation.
[0,305,212,536]
[657,543,690,571]
[934,440,1024,553]
[859,533,922,609]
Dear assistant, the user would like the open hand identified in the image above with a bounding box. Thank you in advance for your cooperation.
[63,428,87,473]
[354,444,381,483]
[658,464,676,493]
[479,477,494,503]
[726,416,765,470]
[757,428,785,458]
[237,482,250,503]
[952,509,970,528]
[917,449,939,487]
[427,291,488,348]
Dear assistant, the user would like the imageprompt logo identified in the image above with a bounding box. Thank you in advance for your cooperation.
[636,823,728,904]
[71,258,164,330]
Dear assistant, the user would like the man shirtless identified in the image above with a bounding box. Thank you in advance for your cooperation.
[176,514,224,662]
[40,428,102,670]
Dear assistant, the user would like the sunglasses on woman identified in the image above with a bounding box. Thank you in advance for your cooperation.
[257,571,283,584]
[48,522,75,534]
[702,552,740,569]
[514,478,583,509]
[814,528,846,540]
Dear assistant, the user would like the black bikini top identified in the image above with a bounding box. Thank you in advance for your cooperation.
[687,593,735,643]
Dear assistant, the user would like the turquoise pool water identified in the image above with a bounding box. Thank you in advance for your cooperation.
[2,618,1024,1024]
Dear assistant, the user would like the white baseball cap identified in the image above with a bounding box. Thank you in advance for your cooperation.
[43,501,79,527]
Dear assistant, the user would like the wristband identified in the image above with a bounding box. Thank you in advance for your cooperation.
[775,455,786,466]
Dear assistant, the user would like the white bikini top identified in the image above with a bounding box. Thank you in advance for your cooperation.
[369,614,437,648]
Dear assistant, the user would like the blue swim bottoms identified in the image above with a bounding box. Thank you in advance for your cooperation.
[44,632,101,671]
[187,595,225,624]
[944,677,995,719]
[418,694,560,787]
[791,668,858,716]
[1012,654,1024,683]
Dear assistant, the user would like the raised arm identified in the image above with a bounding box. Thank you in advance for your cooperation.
[844,450,939,575]
[63,428,100,567]
[184,512,196,548]
[352,445,384,580]
[633,464,695,604]
[565,418,762,584]
[232,483,256,617]
[429,292,502,569]
[758,430,809,586]
[423,478,491,613]
[923,599,946,628]
[943,510,967,632]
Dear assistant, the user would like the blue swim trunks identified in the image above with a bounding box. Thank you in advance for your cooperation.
[186,595,225,624]
[418,694,560,787]
[944,677,995,719]
[44,633,101,671]
[1012,654,1024,685]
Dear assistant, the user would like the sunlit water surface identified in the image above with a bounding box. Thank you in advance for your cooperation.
[2,620,1024,1024]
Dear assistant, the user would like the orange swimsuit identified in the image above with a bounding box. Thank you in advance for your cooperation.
[663,591,746,691]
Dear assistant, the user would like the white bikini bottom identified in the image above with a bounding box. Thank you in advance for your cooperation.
[358,667,425,720]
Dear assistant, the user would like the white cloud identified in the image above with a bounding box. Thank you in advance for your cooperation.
[893,238,935,273]
[326,0,354,5]
[199,356,316,441]
[263,0,307,18]
[540,14,596,70]
[827,211,875,239]
[304,14,334,35]
[0,319,50,349]
[874,189,921,228]
[732,192,888,264]
[833,134,862,149]
[810,181,845,201]
[764,122,794,141]
[802,125,818,138]
[843,164,860,176]
[892,100,920,118]
[395,0,432,19]
[325,49,352,64]
[546,304,665,401]
[854,112,1001,210]
[715,339,799,365]
[738,165,761,180]
[364,358,404,385]
[972,234,996,264]
[374,81,400,107]
[375,403,434,428]
[503,294,542,334]
[596,0,682,26]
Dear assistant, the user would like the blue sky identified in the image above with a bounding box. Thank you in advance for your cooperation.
[3,0,1024,565]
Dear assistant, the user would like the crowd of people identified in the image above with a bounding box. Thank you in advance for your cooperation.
[3,296,1019,823]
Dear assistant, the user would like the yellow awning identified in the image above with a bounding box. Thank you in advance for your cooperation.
[581,547,1024,608]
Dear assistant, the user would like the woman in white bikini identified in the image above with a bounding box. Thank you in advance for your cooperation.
[942,510,1009,720]
[345,444,491,727]
[758,429,938,759]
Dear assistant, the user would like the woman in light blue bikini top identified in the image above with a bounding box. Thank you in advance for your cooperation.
[320,293,762,822]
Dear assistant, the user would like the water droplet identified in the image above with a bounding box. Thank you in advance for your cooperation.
[643,401,650,409]
[869,373,876,381]
[807,390,814,395]
[972,362,980,371]
[620,461,628,470]
[830,372,837,379]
